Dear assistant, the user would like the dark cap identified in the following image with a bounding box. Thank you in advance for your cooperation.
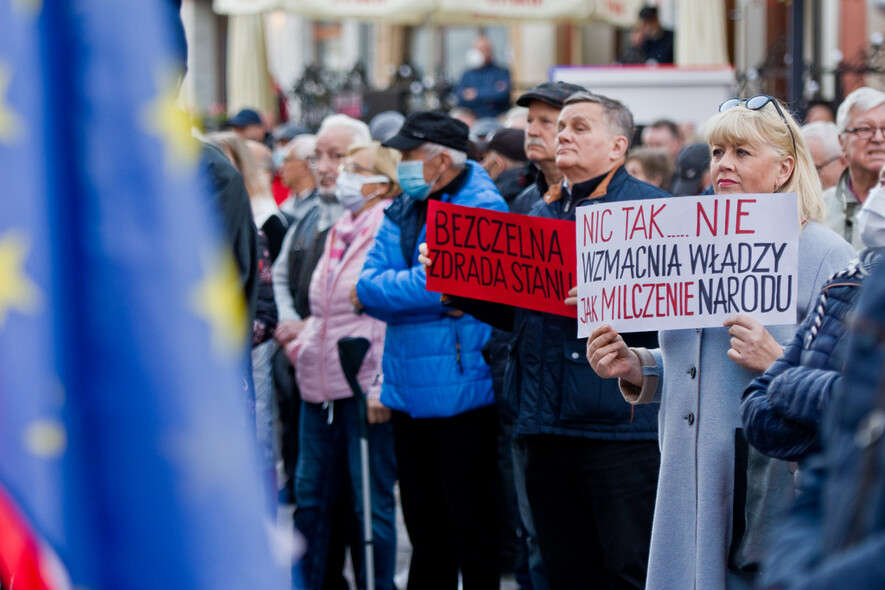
[470,117,504,141]
[487,128,527,162]
[382,111,469,153]
[228,108,262,128]
[639,6,658,21]
[272,123,310,143]
[517,81,586,109]
[369,111,406,142]
[670,143,711,196]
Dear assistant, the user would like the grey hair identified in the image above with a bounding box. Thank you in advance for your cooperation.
[563,91,635,147]
[284,134,317,161]
[801,122,842,158]
[424,142,467,169]
[318,114,372,145]
[836,87,885,133]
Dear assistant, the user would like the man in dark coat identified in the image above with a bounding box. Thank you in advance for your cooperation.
[456,36,511,119]
[448,92,665,589]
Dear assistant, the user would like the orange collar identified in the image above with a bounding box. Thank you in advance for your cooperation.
[543,164,622,205]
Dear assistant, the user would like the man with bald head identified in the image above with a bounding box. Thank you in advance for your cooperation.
[456,35,511,119]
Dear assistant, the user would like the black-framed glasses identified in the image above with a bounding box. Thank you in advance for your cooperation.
[719,95,798,158]
[844,126,885,140]
[815,154,842,171]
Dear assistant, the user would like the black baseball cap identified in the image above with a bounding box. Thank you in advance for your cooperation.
[487,128,527,162]
[639,6,658,21]
[517,81,587,109]
[382,111,469,153]
[670,143,711,196]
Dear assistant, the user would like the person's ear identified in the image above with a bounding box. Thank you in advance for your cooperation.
[611,135,629,161]
[436,150,453,175]
[775,156,795,190]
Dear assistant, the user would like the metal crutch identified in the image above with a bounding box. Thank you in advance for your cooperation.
[337,337,375,590]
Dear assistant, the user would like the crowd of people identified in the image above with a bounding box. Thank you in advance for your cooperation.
[210,67,885,590]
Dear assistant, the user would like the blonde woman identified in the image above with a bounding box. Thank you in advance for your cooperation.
[586,96,855,589]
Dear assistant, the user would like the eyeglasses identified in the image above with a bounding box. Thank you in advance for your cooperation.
[338,163,376,176]
[815,154,842,171]
[307,152,346,170]
[844,126,885,140]
[719,95,798,158]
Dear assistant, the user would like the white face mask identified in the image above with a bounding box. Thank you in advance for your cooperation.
[859,184,885,248]
[465,48,485,69]
[335,171,388,214]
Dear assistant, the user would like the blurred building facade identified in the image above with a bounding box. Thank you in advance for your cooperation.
[179,0,885,127]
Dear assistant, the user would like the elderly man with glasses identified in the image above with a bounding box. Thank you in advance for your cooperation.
[823,87,885,249]
[270,116,371,584]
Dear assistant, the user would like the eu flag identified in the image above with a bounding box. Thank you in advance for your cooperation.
[0,1,290,588]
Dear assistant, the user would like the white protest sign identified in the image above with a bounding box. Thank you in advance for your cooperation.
[575,193,799,337]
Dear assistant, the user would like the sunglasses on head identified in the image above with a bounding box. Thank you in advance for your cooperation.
[718,95,798,158]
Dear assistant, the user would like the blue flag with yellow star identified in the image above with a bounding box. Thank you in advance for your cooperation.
[0,1,289,588]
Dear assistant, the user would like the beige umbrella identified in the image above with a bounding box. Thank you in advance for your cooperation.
[216,0,641,26]
[281,0,434,24]
[675,0,728,66]
[214,0,282,14]
[226,13,278,120]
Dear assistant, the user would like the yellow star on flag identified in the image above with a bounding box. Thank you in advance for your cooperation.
[24,419,67,458]
[0,64,22,144]
[190,252,247,357]
[141,73,200,172]
[0,231,43,329]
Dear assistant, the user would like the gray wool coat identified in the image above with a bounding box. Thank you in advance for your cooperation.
[623,222,855,590]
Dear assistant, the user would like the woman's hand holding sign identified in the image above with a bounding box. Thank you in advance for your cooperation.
[586,324,644,387]
[723,314,783,373]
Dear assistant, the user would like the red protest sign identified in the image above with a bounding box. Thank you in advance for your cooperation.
[425,200,576,318]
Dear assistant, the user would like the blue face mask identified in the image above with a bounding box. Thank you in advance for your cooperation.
[397,159,439,201]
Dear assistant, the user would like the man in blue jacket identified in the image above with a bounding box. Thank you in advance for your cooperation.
[456,36,511,119]
[355,111,507,589]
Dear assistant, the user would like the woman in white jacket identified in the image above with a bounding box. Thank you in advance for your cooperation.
[287,142,400,590]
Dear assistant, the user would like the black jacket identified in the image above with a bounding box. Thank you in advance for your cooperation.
[285,205,332,320]
[200,143,258,322]
[456,165,666,439]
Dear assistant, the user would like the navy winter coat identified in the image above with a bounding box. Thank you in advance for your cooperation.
[741,248,883,461]
[761,250,885,590]
[455,62,511,119]
[508,166,666,440]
